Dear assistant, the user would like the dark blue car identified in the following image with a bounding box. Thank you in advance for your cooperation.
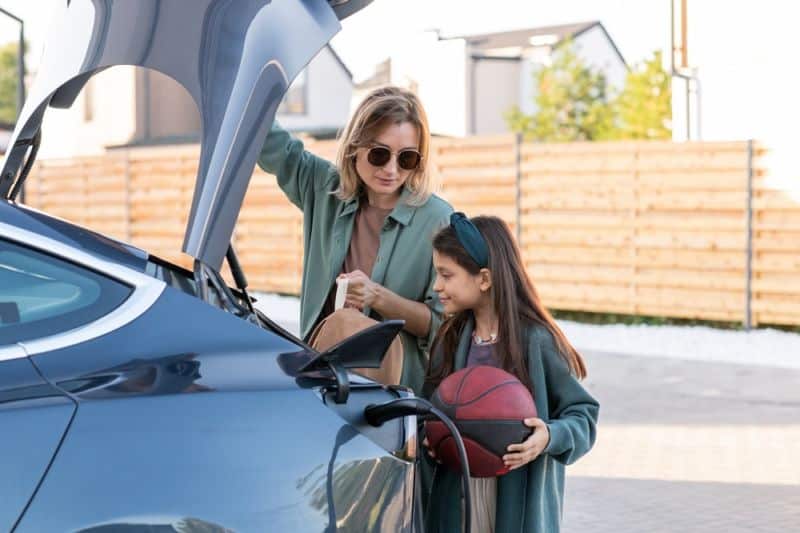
[0,1,433,531]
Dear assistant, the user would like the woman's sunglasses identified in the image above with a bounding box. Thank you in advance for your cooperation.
[365,146,422,171]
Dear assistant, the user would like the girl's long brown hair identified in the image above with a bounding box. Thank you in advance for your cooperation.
[427,216,587,392]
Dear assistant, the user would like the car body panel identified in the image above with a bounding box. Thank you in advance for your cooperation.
[12,265,416,530]
[15,388,413,532]
[29,286,303,393]
[0,357,75,532]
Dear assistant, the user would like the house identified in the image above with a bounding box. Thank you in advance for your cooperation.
[37,44,354,159]
[359,21,628,137]
[0,121,13,154]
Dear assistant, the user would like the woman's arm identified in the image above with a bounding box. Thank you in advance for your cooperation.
[371,284,432,338]
[256,121,337,209]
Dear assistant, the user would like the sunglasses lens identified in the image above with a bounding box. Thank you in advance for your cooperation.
[367,147,391,167]
[398,150,421,171]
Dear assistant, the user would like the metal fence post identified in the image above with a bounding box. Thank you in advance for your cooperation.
[744,139,754,330]
[124,150,132,243]
[515,132,522,244]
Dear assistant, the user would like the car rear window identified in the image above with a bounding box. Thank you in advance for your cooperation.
[0,238,132,345]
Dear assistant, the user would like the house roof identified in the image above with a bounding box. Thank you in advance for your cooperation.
[445,21,627,66]
[355,57,391,89]
[326,44,353,80]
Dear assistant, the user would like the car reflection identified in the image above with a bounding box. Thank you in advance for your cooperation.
[75,516,232,532]
[56,353,213,399]
[296,424,411,532]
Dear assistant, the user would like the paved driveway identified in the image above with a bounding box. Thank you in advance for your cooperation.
[564,351,800,532]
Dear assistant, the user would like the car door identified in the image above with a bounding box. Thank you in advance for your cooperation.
[0,234,139,532]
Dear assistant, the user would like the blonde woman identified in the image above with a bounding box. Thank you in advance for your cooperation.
[258,86,453,394]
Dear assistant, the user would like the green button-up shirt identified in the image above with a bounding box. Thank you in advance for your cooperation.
[257,122,453,394]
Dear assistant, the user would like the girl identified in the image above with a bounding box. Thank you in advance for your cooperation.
[423,213,599,533]
[257,86,452,394]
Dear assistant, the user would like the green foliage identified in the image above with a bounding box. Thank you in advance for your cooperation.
[505,41,615,142]
[505,43,672,142]
[613,50,672,140]
[0,41,22,124]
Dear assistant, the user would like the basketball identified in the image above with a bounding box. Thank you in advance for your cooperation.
[425,365,537,477]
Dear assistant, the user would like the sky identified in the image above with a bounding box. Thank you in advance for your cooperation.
[1,0,799,166]
[0,0,671,81]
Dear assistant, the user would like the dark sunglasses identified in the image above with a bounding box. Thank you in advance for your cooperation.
[366,146,422,171]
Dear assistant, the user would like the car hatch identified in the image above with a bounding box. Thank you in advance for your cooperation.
[0,0,373,272]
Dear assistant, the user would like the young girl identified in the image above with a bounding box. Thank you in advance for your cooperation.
[423,213,599,533]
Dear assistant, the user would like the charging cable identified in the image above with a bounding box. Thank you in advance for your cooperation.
[364,397,471,533]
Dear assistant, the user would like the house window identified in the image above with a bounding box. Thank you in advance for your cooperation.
[278,69,307,115]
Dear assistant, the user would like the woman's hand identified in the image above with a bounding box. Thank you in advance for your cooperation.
[338,270,431,338]
[341,270,380,310]
[502,418,550,470]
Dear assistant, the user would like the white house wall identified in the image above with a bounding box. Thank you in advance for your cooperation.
[386,31,469,137]
[38,66,138,159]
[138,69,202,141]
[671,0,800,200]
[278,46,353,133]
[473,59,521,135]
[572,26,627,92]
[671,0,798,146]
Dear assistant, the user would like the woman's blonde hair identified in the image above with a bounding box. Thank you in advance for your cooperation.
[335,86,433,205]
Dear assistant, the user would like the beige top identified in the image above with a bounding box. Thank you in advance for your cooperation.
[320,200,393,319]
[343,201,393,277]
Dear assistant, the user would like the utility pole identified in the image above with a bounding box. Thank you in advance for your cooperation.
[670,0,701,140]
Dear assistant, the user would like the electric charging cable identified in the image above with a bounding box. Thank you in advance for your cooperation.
[364,397,471,533]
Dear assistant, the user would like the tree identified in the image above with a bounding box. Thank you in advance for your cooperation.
[613,50,672,140]
[505,41,616,142]
[0,41,22,124]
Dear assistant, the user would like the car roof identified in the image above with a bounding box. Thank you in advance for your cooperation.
[0,0,372,272]
[0,200,148,273]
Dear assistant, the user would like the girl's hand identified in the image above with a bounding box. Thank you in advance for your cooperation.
[342,270,379,310]
[502,418,550,470]
[422,436,440,462]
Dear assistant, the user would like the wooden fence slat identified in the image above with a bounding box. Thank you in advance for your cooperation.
[22,137,799,326]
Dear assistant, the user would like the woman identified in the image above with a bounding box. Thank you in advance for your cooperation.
[257,86,453,394]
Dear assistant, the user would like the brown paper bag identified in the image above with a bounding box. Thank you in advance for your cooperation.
[307,308,404,385]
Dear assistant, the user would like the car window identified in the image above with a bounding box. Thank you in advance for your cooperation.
[0,238,132,345]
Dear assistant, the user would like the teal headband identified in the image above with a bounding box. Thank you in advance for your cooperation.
[450,212,489,268]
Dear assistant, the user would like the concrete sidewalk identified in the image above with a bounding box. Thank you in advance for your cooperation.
[563,351,800,532]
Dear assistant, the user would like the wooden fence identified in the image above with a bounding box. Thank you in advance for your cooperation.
[21,136,800,327]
